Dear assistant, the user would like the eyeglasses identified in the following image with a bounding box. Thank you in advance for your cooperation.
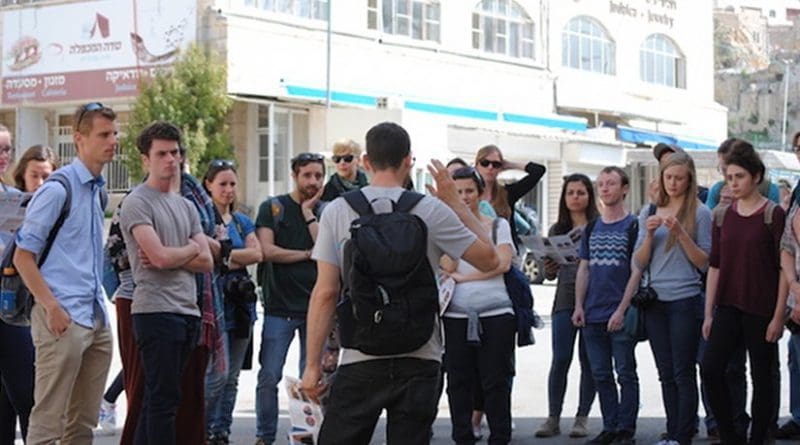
[0,145,12,156]
[210,159,236,169]
[291,153,324,170]
[452,166,485,189]
[331,154,355,164]
[478,159,503,169]
[76,102,105,130]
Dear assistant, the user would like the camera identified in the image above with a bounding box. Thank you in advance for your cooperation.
[223,274,257,304]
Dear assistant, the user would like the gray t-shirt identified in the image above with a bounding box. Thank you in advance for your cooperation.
[313,186,478,365]
[633,203,712,301]
[120,184,203,317]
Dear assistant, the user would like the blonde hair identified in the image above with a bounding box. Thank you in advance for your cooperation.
[474,144,511,218]
[332,139,361,157]
[657,151,698,250]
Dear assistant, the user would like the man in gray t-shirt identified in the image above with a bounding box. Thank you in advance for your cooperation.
[301,122,500,445]
[119,122,213,444]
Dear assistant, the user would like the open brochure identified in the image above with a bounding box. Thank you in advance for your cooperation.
[0,191,31,233]
[285,376,324,445]
[520,227,582,265]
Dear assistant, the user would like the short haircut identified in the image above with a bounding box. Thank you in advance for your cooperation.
[136,121,182,156]
[365,122,410,170]
[73,103,116,135]
[446,157,468,169]
[332,139,362,157]
[723,139,765,184]
[599,166,629,187]
[290,153,325,174]
[451,166,485,195]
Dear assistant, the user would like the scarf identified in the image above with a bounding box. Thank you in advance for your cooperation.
[181,172,227,376]
[327,170,369,196]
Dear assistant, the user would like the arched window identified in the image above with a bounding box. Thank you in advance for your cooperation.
[367,0,441,42]
[640,34,686,88]
[471,0,535,59]
[244,0,329,21]
[561,16,615,74]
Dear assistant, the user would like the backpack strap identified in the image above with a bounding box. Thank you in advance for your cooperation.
[647,203,657,217]
[626,218,639,261]
[342,190,374,217]
[38,172,71,267]
[764,200,777,226]
[394,191,424,213]
[713,203,730,228]
[492,217,501,245]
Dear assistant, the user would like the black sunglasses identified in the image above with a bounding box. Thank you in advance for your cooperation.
[76,102,105,130]
[291,153,324,169]
[331,154,355,164]
[0,145,13,156]
[452,166,485,189]
[478,159,503,169]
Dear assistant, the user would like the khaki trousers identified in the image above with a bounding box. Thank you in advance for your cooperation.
[26,304,113,445]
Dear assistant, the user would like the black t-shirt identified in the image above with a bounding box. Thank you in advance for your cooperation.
[255,194,318,317]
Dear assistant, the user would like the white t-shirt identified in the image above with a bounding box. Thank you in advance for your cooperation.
[313,186,478,365]
[445,218,514,319]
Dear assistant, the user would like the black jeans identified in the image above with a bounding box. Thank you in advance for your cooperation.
[133,312,200,445]
[318,357,440,445]
[701,306,778,445]
[444,315,516,445]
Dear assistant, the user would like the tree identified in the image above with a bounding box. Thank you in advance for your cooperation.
[122,44,232,181]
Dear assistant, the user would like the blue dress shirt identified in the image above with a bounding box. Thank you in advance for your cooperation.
[16,158,108,328]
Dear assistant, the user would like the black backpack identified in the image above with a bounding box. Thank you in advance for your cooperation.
[337,190,438,356]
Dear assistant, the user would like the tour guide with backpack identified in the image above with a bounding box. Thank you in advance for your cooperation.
[301,121,500,445]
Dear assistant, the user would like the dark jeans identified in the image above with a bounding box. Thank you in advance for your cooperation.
[645,298,701,445]
[318,358,440,445]
[444,315,515,445]
[133,313,200,445]
[701,306,778,444]
[0,320,34,443]
[697,337,751,434]
[582,322,639,434]
[548,309,595,418]
[104,370,124,403]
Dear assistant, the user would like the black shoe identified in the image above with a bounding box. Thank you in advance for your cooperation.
[614,430,635,445]
[775,420,800,439]
[586,430,617,445]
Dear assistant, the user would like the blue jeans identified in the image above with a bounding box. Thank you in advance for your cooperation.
[789,333,800,425]
[645,298,700,444]
[133,313,201,445]
[547,309,595,418]
[582,322,639,434]
[255,315,307,442]
[206,330,252,437]
[318,358,440,445]
[0,321,34,443]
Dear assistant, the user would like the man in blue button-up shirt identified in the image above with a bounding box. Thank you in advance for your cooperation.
[14,103,117,444]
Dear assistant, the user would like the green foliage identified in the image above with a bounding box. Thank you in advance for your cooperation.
[122,45,232,181]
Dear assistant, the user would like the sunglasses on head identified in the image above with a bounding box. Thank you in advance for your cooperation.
[291,153,324,169]
[210,159,235,169]
[76,102,105,130]
[331,154,355,164]
[452,166,485,189]
[479,159,503,169]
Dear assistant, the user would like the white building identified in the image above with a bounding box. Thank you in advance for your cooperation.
[0,0,729,227]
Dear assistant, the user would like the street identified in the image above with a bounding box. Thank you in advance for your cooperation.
[72,282,797,444]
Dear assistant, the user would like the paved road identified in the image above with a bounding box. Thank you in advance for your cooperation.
[29,283,798,444]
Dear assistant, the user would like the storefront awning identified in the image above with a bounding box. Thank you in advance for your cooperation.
[616,125,717,151]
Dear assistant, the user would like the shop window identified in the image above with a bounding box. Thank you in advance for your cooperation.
[367,0,440,42]
[471,0,535,59]
[243,0,329,21]
[640,34,686,88]
[561,16,615,74]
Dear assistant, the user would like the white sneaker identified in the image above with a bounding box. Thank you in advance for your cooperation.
[97,400,117,436]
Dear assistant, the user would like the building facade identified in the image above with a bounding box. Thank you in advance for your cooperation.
[0,0,730,228]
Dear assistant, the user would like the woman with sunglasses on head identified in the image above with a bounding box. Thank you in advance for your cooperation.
[320,139,369,202]
[474,145,546,248]
[633,152,712,445]
[440,166,516,445]
[536,174,599,439]
[202,160,263,445]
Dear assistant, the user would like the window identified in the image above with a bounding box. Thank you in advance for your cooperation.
[367,0,440,42]
[244,0,329,21]
[561,16,615,74]
[640,34,685,88]
[471,0,535,59]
